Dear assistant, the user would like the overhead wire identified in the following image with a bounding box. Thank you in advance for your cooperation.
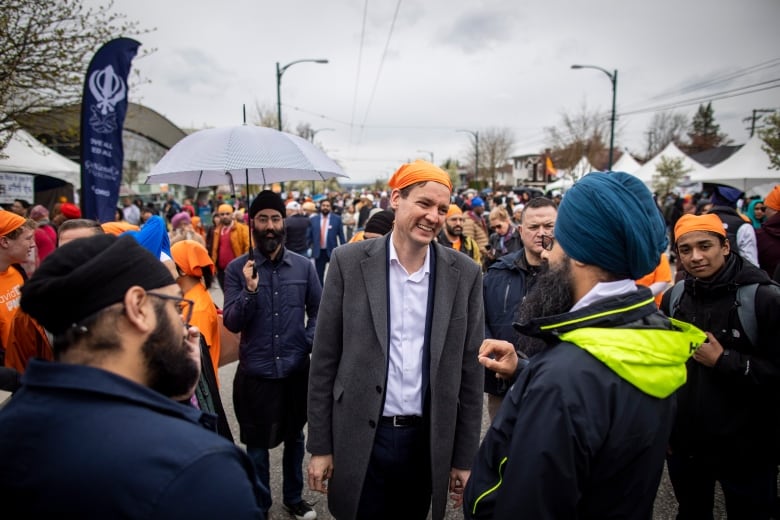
[348,0,369,143]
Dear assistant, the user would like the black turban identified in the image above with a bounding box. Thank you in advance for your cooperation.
[249,190,286,219]
[21,234,175,334]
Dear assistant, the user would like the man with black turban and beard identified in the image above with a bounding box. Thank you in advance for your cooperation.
[464,172,707,519]
[224,190,322,520]
[0,234,265,517]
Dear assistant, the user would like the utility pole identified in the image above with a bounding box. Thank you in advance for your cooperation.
[743,108,775,137]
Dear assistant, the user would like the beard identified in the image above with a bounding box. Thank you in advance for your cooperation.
[142,304,200,399]
[446,223,462,236]
[220,216,232,226]
[253,226,285,257]
[515,257,575,357]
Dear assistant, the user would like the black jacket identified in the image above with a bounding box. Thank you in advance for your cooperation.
[284,214,312,255]
[661,253,780,464]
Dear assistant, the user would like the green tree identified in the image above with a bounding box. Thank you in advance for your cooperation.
[652,156,691,196]
[758,111,780,170]
[684,102,730,154]
[0,0,149,152]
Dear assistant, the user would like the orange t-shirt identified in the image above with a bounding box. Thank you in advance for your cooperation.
[636,253,673,307]
[0,267,24,351]
[185,282,221,386]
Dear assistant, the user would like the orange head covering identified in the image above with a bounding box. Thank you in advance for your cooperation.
[388,160,453,192]
[171,239,214,278]
[764,184,780,211]
[191,216,202,228]
[217,204,234,215]
[446,204,462,218]
[101,222,140,236]
[0,210,26,236]
[674,213,726,241]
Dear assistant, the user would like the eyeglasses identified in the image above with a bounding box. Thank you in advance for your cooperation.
[147,292,194,327]
[540,235,555,251]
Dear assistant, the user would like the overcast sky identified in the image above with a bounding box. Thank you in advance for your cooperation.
[101,0,780,184]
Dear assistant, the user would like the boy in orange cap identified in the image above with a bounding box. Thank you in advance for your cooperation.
[0,212,35,364]
[662,212,780,518]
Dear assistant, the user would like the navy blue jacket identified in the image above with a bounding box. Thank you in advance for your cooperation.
[223,247,321,378]
[0,360,264,518]
[309,213,345,259]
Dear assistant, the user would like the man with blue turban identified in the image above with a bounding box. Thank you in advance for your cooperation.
[464,172,706,519]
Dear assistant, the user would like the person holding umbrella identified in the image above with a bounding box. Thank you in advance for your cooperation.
[224,190,321,520]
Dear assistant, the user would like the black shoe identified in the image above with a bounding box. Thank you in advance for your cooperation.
[283,501,317,520]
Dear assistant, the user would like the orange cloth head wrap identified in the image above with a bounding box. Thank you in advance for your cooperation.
[447,204,462,218]
[674,213,726,241]
[388,160,453,192]
[0,211,26,236]
[101,222,139,236]
[171,239,214,278]
[217,204,234,215]
[764,184,780,211]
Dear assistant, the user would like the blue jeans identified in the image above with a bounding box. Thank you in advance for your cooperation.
[247,430,305,513]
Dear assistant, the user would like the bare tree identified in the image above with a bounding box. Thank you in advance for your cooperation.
[545,101,611,171]
[0,0,150,152]
[462,127,514,190]
[252,101,282,130]
[643,111,688,159]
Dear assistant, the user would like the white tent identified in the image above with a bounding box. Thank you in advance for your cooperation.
[0,129,81,188]
[545,175,574,193]
[570,155,597,180]
[611,151,641,174]
[687,136,780,192]
[631,142,706,188]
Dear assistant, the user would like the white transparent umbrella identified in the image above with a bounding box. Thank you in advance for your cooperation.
[145,125,347,187]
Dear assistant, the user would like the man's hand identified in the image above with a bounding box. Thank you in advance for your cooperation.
[478,339,518,379]
[693,331,724,367]
[242,259,258,291]
[449,467,470,509]
[307,454,334,494]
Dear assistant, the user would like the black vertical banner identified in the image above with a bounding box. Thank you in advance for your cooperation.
[80,38,140,222]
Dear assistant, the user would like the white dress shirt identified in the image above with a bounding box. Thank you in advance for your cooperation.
[383,235,430,417]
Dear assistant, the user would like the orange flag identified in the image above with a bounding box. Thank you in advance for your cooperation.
[545,156,556,176]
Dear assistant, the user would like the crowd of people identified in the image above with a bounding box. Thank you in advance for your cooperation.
[0,167,779,519]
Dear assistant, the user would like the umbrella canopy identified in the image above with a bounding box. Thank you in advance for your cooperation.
[145,125,347,187]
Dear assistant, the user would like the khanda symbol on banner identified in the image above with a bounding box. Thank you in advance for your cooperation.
[88,65,127,134]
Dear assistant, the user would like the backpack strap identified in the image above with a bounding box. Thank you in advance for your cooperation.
[668,281,685,318]
[736,284,758,347]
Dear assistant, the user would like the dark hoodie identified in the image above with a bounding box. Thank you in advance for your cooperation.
[757,211,780,280]
[661,253,780,464]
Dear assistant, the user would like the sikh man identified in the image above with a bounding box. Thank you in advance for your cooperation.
[224,190,321,520]
[307,160,484,520]
[465,172,705,519]
[437,204,481,265]
[0,234,265,517]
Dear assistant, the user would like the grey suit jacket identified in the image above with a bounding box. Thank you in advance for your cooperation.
[307,236,485,520]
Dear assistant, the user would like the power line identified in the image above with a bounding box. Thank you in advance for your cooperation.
[348,0,369,143]
[358,0,403,142]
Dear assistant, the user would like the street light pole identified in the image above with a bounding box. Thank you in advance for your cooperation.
[417,149,434,164]
[276,58,329,132]
[457,130,479,186]
[571,64,618,170]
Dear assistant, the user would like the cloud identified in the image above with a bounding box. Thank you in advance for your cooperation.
[435,9,518,53]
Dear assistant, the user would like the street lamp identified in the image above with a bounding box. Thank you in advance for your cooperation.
[309,127,335,142]
[417,149,434,164]
[571,64,618,170]
[276,58,329,132]
[456,129,479,184]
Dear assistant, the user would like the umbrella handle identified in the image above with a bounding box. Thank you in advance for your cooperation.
[248,248,257,279]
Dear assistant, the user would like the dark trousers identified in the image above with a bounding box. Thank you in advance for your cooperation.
[356,422,432,520]
[216,268,227,291]
[247,430,305,513]
[667,452,777,519]
[315,250,329,285]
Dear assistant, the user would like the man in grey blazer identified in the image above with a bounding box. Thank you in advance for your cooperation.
[307,160,485,520]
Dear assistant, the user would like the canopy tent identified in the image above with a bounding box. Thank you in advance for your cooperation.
[687,136,780,193]
[544,175,574,194]
[0,129,80,188]
[631,142,707,188]
[570,155,597,180]
[611,151,642,174]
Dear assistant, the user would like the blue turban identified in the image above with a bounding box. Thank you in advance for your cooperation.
[710,185,743,208]
[121,215,171,261]
[555,172,667,279]
[471,197,484,207]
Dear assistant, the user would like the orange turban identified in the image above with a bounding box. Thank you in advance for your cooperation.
[0,211,25,236]
[171,239,214,278]
[101,222,139,236]
[388,160,453,192]
[217,204,234,215]
[674,213,726,241]
[765,184,780,211]
[447,204,462,218]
